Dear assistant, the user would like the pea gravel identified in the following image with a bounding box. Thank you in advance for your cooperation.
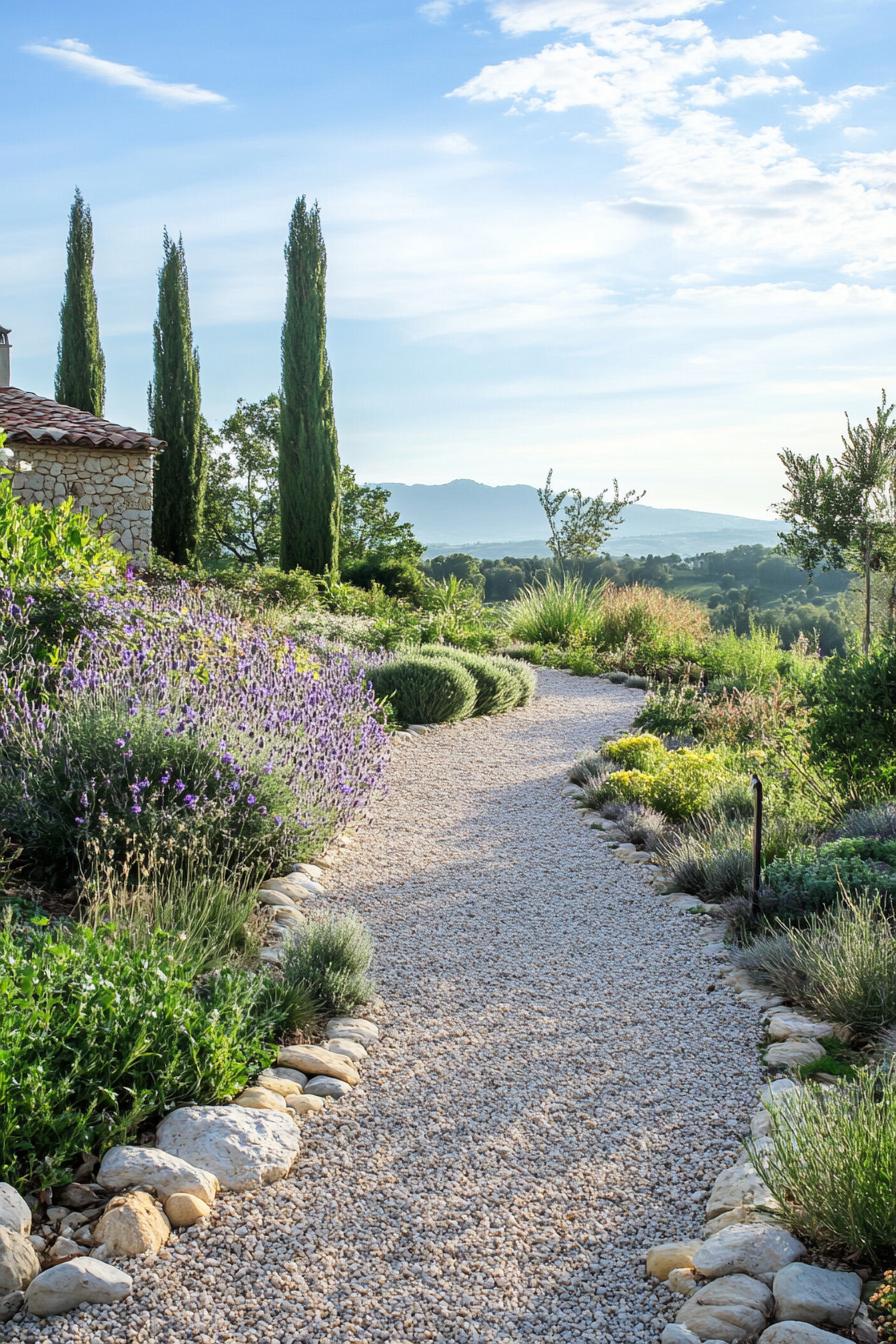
[10,668,763,1343]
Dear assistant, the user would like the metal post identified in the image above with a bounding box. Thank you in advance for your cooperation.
[750,774,763,921]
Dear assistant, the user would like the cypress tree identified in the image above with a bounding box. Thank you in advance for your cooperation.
[55,188,106,413]
[148,231,205,565]
[279,197,340,574]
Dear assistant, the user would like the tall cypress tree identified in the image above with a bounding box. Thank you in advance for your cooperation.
[148,231,205,564]
[55,188,105,413]
[279,197,340,574]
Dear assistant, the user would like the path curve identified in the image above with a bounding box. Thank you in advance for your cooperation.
[16,669,763,1344]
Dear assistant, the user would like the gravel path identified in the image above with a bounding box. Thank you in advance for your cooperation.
[12,668,763,1344]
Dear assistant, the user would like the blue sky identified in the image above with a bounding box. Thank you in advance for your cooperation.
[4,0,895,517]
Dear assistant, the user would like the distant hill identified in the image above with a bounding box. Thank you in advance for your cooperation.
[377,479,782,559]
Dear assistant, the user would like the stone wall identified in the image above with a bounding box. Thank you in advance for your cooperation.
[7,442,154,563]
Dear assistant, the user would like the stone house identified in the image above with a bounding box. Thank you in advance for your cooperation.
[0,326,163,563]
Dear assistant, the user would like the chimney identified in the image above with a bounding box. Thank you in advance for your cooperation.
[0,327,10,388]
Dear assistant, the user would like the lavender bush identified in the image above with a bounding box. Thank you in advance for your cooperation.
[0,591,388,889]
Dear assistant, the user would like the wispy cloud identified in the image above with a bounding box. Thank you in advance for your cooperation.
[418,0,472,21]
[796,84,885,129]
[430,132,478,154]
[23,38,228,107]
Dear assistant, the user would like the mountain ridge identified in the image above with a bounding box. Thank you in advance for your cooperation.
[376,479,782,557]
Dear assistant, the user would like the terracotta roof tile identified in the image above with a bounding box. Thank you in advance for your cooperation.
[0,387,164,453]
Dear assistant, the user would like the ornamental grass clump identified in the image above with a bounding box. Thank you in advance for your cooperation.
[751,1064,896,1262]
[0,593,388,889]
[281,913,374,1018]
[615,803,668,851]
[83,836,259,975]
[417,646,520,716]
[590,584,708,663]
[659,819,752,901]
[506,576,603,646]
[367,653,477,725]
[737,893,896,1040]
[569,751,607,787]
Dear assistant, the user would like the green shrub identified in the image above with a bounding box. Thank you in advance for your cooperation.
[281,913,374,1018]
[210,565,318,608]
[752,1065,896,1262]
[0,441,125,591]
[493,654,537,706]
[764,837,896,922]
[603,733,667,772]
[738,893,896,1040]
[367,654,477,725]
[635,683,701,737]
[701,625,790,692]
[808,643,896,798]
[0,917,307,1189]
[344,556,425,604]
[506,576,603,646]
[648,749,728,822]
[417,646,519,716]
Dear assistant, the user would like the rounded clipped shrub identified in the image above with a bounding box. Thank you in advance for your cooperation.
[494,654,537,707]
[367,654,477,725]
[417,646,519,716]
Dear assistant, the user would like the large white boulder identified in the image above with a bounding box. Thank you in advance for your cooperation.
[772,1262,861,1329]
[97,1144,219,1204]
[676,1273,772,1342]
[758,1324,849,1344]
[276,1044,359,1085]
[156,1105,300,1192]
[694,1223,805,1285]
[93,1192,170,1258]
[764,1040,825,1069]
[0,1229,40,1292]
[326,1016,380,1046]
[24,1258,132,1317]
[766,1013,835,1042]
[0,1185,31,1237]
[646,1240,703,1281]
[705,1162,777,1221]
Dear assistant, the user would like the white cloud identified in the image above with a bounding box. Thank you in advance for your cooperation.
[490,0,717,36]
[796,84,885,129]
[419,0,472,20]
[690,73,805,107]
[23,37,228,106]
[430,132,478,154]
